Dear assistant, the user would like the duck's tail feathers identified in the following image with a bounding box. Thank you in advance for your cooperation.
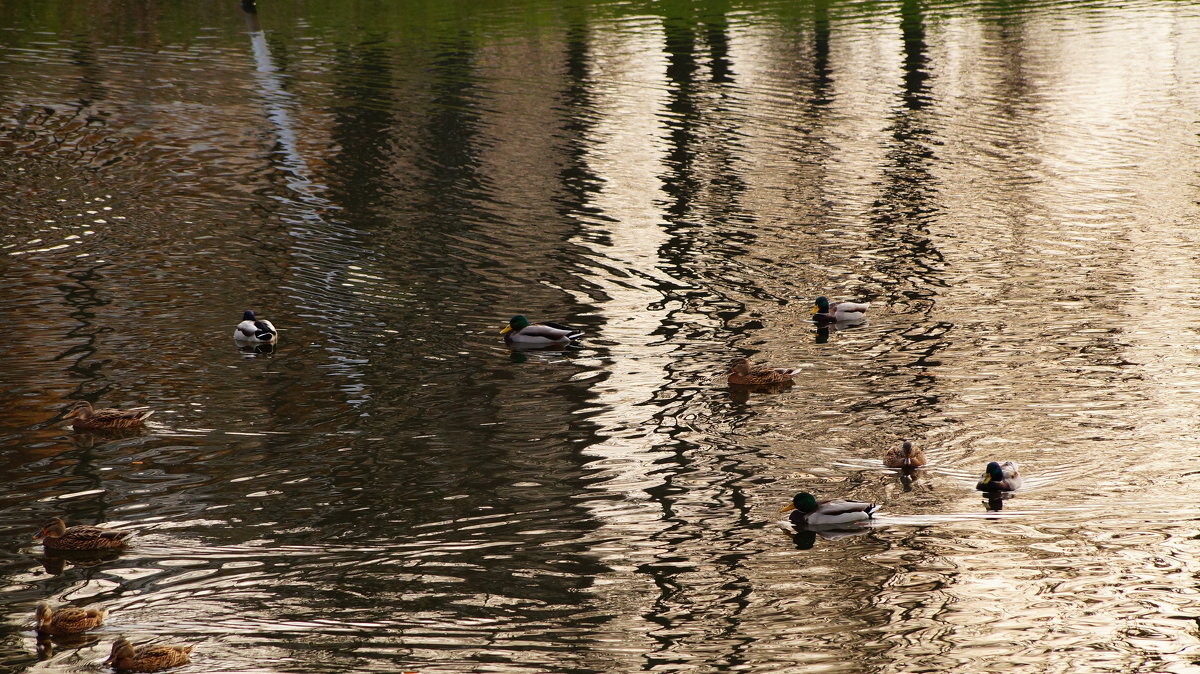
[542,324,585,341]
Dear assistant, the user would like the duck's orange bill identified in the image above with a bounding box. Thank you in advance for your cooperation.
[500,325,513,335]
[780,503,796,513]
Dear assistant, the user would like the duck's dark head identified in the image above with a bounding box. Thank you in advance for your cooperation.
[782,492,819,514]
[813,296,831,314]
[242,310,257,321]
[981,461,1004,484]
[901,440,913,456]
[501,315,530,335]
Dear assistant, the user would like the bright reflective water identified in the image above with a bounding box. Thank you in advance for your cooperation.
[4,0,1200,671]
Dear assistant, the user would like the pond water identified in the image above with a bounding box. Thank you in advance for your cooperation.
[4,0,1200,671]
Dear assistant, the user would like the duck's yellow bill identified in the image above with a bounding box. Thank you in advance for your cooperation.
[500,325,513,335]
[812,306,819,314]
[980,474,992,484]
[780,503,796,513]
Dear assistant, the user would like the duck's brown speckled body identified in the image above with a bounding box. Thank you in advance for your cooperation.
[105,637,193,672]
[67,401,154,431]
[883,440,927,469]
[35,517,132,552]
[727,357,800,386]
[35,601,107,635]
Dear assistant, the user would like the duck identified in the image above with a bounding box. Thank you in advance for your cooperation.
[34,517,132,552]
[812,296,869,324]
[727,357,801,386]
[781,492,880,528]
[104,637,193,672]
[34,601,107,636]
[883,440,926,469]
[976,461,1022,491]
[66,401,154,431]
[500,315,583,348]
[233,310,278,343]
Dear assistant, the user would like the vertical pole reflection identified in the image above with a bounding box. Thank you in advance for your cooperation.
[239,1,373,407]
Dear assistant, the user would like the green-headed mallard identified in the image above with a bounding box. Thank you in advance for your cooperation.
[66,401,154,431]
[34,601,107,636]
[104,637,193,672]
[500,315,583,348]
[34,517,132,552]
[233,310,278,344]
[883,440,926,469]
[976,461,1022,492]
[781,492,880,528]
[727,357,801,386]
[812,296,869,324]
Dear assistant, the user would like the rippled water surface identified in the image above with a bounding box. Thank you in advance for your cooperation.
[4,0,1200,671]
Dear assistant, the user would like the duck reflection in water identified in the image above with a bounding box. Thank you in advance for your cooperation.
[983,491,1014,512]
[727,379,794,404]
[40,548,122,576]
[238,341,275,355]
[785,525,873,550]
[508,351,577,366]
[898,469,933,492]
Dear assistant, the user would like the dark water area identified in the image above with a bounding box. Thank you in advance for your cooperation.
[3,0,1200,671]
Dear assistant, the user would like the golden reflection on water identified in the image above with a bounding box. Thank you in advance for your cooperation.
[5,1,1200,673]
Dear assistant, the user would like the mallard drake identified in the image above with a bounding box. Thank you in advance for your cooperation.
[781,492,880,528]
[976,461,1022,491]
[727,357,801,386]
[66,401,154,431]
[34,517,132,552]
[883,440,926,469]
[812,296,869,324]
[500,315,583,348]
[105,637,193,672]
[34,601,107,635]
[233,310,277,343]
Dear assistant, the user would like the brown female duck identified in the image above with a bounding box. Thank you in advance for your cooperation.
[34,517,132,552]
[883,440,927,469]
[105,637,194,672]
[727,357,801,386]
[66,401,154,431]
[34,601,107,635]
